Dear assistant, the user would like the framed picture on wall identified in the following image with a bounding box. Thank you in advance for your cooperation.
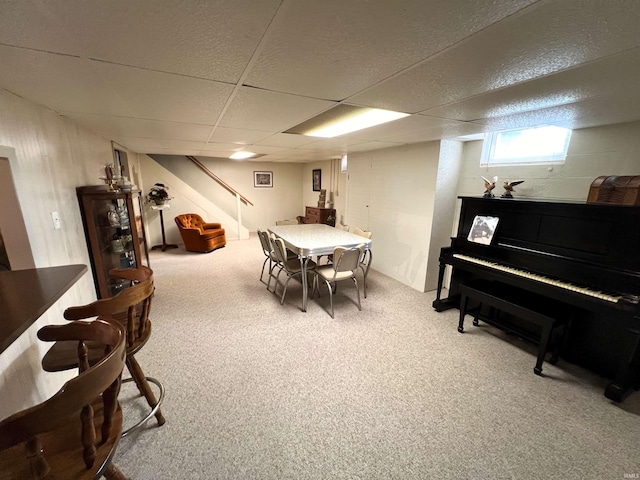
[254,171,273,188]
[312,169,321,191]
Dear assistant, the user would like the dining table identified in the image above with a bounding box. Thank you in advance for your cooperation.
[268,223,372,312]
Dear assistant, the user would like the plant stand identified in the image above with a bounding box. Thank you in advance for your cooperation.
[150,204,178,252]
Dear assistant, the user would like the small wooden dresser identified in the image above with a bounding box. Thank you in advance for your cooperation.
[305,206,336,226]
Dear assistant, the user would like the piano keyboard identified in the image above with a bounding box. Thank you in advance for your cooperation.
[452,253,623,303]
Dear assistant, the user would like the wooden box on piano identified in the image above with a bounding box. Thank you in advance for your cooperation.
[587,175,640,206]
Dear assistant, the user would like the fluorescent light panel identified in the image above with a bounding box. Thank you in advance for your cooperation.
[285,104,409,138]
[229,151,256,160]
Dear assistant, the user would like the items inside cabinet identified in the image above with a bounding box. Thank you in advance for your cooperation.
[77,185,149,298]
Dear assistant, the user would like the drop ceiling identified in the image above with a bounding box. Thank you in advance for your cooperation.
[1,0,639,163]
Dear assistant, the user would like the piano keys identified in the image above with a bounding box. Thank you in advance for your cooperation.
[451,253,633,304]
[433,196,640,402]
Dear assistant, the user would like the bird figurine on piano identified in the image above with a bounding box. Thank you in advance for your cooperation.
[481,176,498,197]
[501,180,524,198]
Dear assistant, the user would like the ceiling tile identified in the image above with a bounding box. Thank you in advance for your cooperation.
[40,0,282,83]
[0,46,134,116]
[285,148,343,157]
[201,143,287,156]
[197,148,238,158]
[246,0,536,100]
[0,1,80,55]
[90,61,234,124]
[201,142,251,152]
[243,145,287,155]
[383,122,489,143]
[110,137,207,153]
[61,113,213,141]
[208,126,273,145]
[421,48,640,122]
[344,141,406,152]
[157,149,205,156]
[255,133,319,148]
[218,86,336,132]
[2,1,639,162]
[558,93,640,130]
[471,92,640,131]
[349,0,640,113]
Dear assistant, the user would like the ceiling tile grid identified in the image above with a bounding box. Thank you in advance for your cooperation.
[0,0,639,162]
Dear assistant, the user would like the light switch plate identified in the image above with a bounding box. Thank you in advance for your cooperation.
[51,211,61,230]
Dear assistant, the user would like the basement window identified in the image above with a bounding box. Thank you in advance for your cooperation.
[481,126,572,166]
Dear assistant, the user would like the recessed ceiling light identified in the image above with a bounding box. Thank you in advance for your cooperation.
[285,104,409,138]
[229,151,256,160]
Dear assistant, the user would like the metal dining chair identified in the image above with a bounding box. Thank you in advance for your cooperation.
[353,227,373,298]
[313,244,364,318]
[270,234,316,307]
[258,228,278,288]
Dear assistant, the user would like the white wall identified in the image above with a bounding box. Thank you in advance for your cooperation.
[138,154,251,244]
[301,160,346,223]
[428,140,464,289]
[345,142,443,292]
[437,121,640,294]
[147,155,304,240]
[457,121,640,200]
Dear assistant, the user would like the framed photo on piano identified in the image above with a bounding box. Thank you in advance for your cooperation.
[467,215,499,245]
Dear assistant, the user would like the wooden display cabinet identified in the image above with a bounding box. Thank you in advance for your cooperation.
[77,185,150,298]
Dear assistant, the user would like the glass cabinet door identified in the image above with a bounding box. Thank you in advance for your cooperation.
[132,192,150,269]
[77,186,149,298]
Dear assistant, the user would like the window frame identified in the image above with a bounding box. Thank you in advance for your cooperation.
[480,126,572,167]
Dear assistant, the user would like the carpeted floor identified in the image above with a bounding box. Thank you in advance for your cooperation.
[114,234,640,480]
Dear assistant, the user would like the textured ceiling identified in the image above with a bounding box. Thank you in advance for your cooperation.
[1,0,639,163]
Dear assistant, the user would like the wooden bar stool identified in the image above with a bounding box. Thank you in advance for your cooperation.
[41,266,165,437]
[0,319,129,479]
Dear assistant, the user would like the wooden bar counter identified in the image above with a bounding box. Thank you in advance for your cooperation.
[0,264,87,354]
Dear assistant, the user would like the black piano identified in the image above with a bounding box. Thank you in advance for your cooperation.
[433,196,640,402]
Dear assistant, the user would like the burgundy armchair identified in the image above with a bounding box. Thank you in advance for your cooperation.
[174,213,226,253]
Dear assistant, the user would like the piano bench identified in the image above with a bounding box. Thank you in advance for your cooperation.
[458,280,572,376]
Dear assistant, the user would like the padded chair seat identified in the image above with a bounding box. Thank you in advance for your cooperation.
[316,266,354,281]
[42,312,151,372]
[201,229,225,239]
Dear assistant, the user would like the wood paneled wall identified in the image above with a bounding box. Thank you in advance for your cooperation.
[0,90,130,419]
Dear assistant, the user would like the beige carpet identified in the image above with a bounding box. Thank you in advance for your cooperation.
[114,234,640,480]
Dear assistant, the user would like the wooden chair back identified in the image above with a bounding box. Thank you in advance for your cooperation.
[65,267,154,351]
[0,319,127,479]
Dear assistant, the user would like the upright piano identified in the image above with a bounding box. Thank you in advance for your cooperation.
[433,196,640,402]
